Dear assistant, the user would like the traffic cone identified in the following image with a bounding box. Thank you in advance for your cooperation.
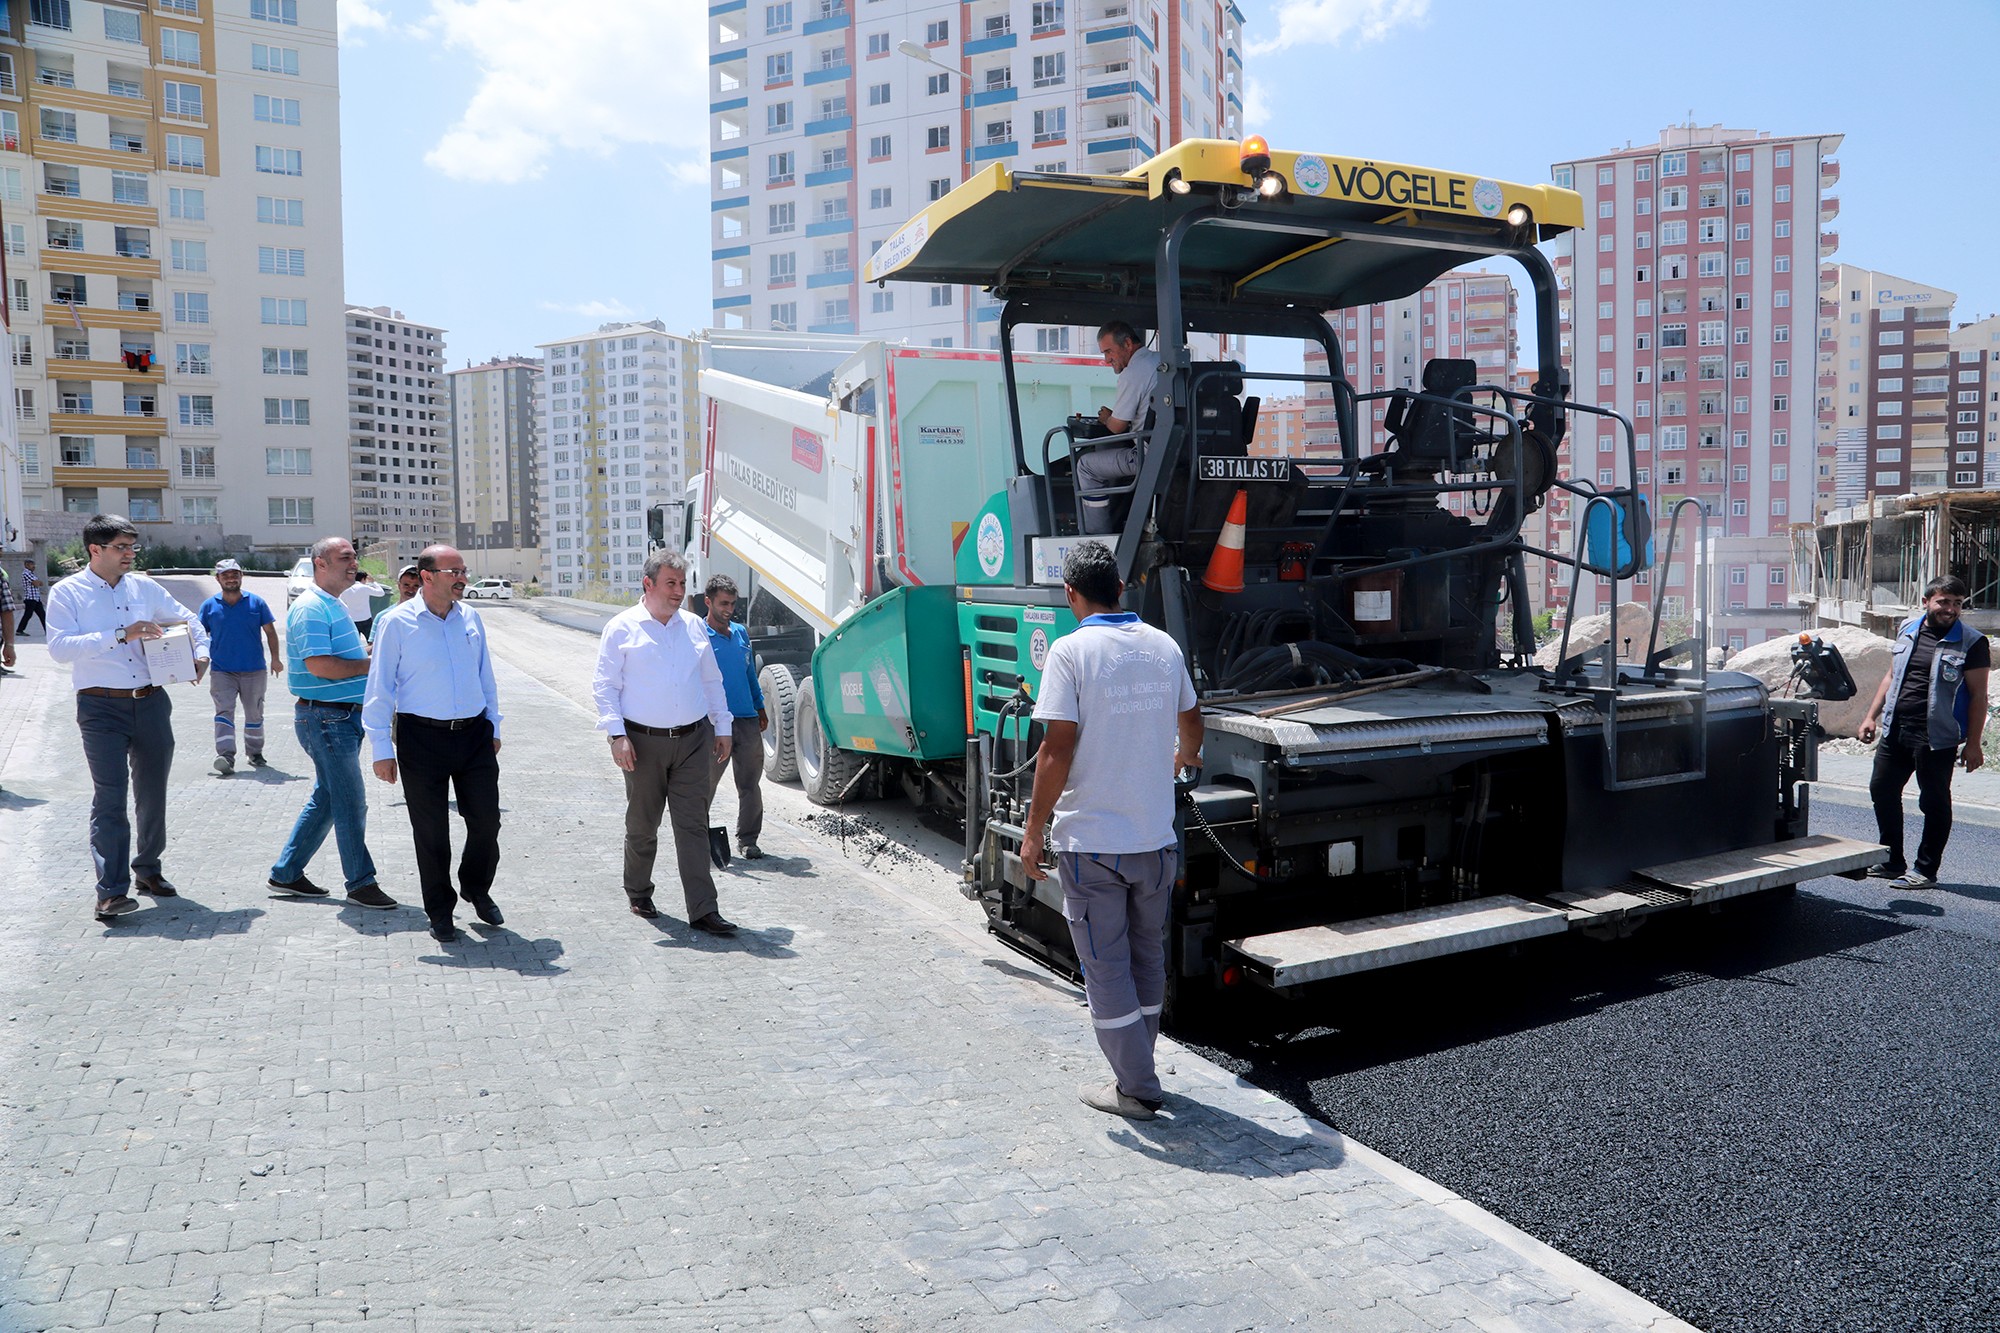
[1202,488,1249,594]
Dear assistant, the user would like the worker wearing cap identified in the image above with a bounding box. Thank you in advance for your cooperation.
[396,565,420,604]
[197,558,281,776]
[1022,540,1203,1122]
[1075,320,1162,534]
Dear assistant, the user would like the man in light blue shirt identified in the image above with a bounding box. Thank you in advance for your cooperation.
[702,574,768,861]
[270,536,398,912]
[364,545,504,943]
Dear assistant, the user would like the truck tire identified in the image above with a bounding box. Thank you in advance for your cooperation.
[758,662,802,782]
[795,675,869,806]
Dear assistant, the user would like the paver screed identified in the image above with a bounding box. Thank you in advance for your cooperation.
[0,626,1694,1332]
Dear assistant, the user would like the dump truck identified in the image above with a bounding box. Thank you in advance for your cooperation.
[695,140,1881,1018]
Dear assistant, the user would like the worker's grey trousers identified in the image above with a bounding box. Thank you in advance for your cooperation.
[1059,847,1176,1103]
[209,669,267,758]
[708,716,764,845]
[621,721,719,923]
[1075,444,1140,534]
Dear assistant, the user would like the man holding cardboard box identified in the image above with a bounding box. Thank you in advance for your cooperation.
[45,514,210,922]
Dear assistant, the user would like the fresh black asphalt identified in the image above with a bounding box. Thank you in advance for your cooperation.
[1179,790,2000,1333]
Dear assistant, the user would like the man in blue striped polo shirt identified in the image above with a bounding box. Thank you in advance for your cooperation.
[268,536,397,910]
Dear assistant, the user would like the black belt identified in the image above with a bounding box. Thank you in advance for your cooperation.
[79,685,158,699]
[624,718,704,737]
[398,712,487,731]
[297,699,359,712]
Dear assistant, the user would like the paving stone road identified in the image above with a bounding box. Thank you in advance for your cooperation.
[0,582,1693,1332]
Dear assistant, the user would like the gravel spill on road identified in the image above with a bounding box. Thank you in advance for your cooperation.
[1181,889,2000,1333]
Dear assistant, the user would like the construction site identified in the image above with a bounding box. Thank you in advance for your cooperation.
[1794,490,2000,635]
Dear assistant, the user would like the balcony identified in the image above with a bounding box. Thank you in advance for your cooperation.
[1821,158,1840,187]
[1820,195,1839,223]
[109,133,146,155]
[1820,230,1839,255]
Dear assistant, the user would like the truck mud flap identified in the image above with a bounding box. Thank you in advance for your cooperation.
[1632,834,1887,905]
[1224,896,1569,987]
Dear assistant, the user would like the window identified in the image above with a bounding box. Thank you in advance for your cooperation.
[766,101,792,133]
[869,289,892,313]
[1773,325,1790,343]
[256,145,303,176]
[766,52,792,83]
[766,1,792,31]
[1774,185,1790,203]
[58,436,94,466]
[265,446,311,474]
[161,28,201,65]
[866,32,888,55]
[1698,321,1725,347]
[173,291,209,325]
[39,108,76,143]
[170,240,208,272]
[1659,220,1687,245]
[1032,53,1065,87]
[251,0,298,22]
[1773,291,1790,308]
[1660,152,1686,176]
[268,498,314,526]
[929,177,951,201]
[868,133,890,158]
[926,18,948,41]
[257,195,303,226]
[261,398,308,429]
[767,151,794,185]
[1553,166,1573,188]
[178,393,214,427]
[768,201,795,234]
[162,81,203,119]
[929,285,952,308]
[176,343,212,375]
[250,44,300,75]
[927,125,950,150]
[165,134,204,171]
[1772,395,1789,412]
[256,246,306,277]
[769,251,796,284]
[867,82,890,107]
[927,73,950,96]
[260,297,307,326]
[868,186,892,210]
[254,95,301,125]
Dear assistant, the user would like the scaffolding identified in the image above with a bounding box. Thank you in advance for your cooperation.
[1796,492,2000,635]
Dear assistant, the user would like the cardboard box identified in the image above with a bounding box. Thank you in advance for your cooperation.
[143,624,199,686]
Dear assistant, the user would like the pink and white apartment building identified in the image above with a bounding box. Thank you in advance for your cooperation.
[1298,270,1519,461]
[708,0,1243,352]
[1549,125,1844,653]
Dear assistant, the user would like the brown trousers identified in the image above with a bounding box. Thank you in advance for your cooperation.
[621,721,718,921]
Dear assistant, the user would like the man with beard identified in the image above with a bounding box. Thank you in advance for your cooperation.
[197,558,281,775]
[1858,575,1990,888]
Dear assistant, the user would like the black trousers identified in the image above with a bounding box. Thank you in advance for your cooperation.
[1869,733,1958,879]
[18,598,45,633]
[396,714,501,923]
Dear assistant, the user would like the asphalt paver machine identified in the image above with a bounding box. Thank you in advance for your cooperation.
[810,137,1881,1015]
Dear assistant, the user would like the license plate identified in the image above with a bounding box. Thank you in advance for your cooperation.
[1197,457,1291,481]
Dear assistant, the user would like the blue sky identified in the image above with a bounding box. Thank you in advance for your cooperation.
[338,0,2000,368]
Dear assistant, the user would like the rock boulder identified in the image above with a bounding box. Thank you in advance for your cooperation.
[1534,602,1657,671]
[1724,626,1892,738]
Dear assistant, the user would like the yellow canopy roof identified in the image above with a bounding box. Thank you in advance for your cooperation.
[862,139,1583,311]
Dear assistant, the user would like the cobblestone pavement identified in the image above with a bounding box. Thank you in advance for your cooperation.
[0,583,1692,1332]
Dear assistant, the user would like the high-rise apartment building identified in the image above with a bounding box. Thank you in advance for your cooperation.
[1819,266,1957,508]
[1550,124,1843,652]
[1952,315,2000,488]
[708,0,1242,350]
[449,354,542,579]
[6,0,346,556]
[345,304,446,565]
[1300,270,1519,461]
[536,320,693,594]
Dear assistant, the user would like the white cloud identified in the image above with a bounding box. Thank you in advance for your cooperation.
[1241,74,1272,128]
[539,298,637,322]
[1247,0,1428,56]
[339,0,394,44]
[421,0,708,186]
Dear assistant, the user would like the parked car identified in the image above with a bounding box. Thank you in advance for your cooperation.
[285,557,314,606]
[466,578,513,601]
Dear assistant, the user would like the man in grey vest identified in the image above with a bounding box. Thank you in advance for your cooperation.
[1858,575,1989,888]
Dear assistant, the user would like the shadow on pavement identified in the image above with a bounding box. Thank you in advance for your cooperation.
[1934,880,2000,905]
[103,897,264,939]
[0,789,49,810]
[729,854,817,879]
[1105,1096,1340,1177]
[418,927,567,975]
[333,902,430,937]
[981,956,1084,1002]
[653,921,798,959]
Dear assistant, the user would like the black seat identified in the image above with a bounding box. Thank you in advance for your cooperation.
[1375,357,1480,472]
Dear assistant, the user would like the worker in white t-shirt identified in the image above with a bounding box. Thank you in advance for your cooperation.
[339,569,379,639]
[1075,321,1162,534]
[1022,540,1203,1122]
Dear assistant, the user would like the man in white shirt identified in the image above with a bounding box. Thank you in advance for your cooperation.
[1075,321,1163,534]
[1022,540,1202,1122]
[45,514,211,922]
[592,549,737,933]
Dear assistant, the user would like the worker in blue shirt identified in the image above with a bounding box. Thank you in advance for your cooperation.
[196,558,281,776]
[702,575,767,860]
